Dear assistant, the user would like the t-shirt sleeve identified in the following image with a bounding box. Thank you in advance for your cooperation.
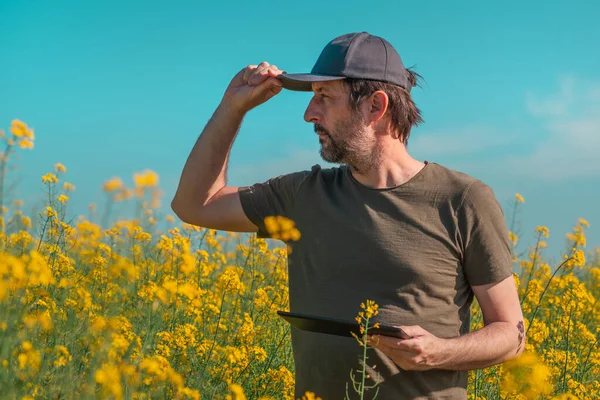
[457,180,514,286]
[237,168,312,239]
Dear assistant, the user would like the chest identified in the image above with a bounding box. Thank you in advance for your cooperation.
[288,193,464,285]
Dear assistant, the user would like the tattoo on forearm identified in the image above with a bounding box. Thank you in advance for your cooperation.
[516,320,525,354]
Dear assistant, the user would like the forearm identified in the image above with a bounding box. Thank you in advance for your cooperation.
[437,321,524,370]
[172,100,246,208]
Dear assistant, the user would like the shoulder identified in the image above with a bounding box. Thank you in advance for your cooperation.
[300,163,345,183]
[427,162,498,210]
[427,162,479,191]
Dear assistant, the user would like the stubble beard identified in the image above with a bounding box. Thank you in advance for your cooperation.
[317,112,381,173]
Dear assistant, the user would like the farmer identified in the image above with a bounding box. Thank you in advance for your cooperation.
[171,32,526,399]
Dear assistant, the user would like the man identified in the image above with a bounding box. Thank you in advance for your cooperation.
[171,32,526,399]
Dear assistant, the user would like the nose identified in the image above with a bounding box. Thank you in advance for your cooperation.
[304,96,321,124]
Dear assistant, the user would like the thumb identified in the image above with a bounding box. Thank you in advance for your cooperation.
[396,325,425,338]
[252,76,282,92]
[249,77,283,107]
[265,77,283,95]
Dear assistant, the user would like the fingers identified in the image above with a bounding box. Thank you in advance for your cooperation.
[369,335,417,353]
[244,62,283,86]
[242,65,257,84]
[248,62,271,85]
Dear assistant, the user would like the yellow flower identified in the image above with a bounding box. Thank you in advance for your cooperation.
[23,311,53,331]
[501,352,553,398]
[133,169,159,188]
[571,249,586,268]
[552,394,579,400]
[54,163,66,173]
[41,173,58,184]
[508,232,518,247]
[216,269,244,295]
[362,299,379,319]
[578,218,590,228]
[134,231,151,243]
[95,363,123,399]
[57,194,69,204]
[263,216,301,241]
[301,392,323,400]
[17,138,34,149]
[17,341,41,372]
[226,384,247,400]
[53,345,72,367]
[566,224,586,247]
[43,206,57,218]
[63,182,76,191]
[535,226,550,238]
[103,177,124,193]
[10,119,34,139]
[21,216,31,229]
[515,193,525,203]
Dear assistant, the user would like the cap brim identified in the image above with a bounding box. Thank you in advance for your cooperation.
[277,73,346,91]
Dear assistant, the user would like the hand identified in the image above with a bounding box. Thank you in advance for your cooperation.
[222,61,285,114]
[367,325,448,371]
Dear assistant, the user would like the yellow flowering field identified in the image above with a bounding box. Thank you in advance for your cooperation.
[0,120,599,399]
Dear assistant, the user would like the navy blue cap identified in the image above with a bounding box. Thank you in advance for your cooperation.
[278,32,410,92]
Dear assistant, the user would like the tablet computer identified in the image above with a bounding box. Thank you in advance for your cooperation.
[277,310,411,340]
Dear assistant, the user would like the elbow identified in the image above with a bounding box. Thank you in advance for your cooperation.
[515,319,527,357]
[516,334,527,357]
[505,331,527,363]
[170,197,206,227]
[170,197,189,223]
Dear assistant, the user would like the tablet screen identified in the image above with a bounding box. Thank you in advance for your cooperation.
[277,310,411,339]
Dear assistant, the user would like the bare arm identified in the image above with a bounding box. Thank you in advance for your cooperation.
[170,62,285,230]
[436,274,526,370]
[436,321,522,370]
[171,101,257,232]
[369,275,525,371]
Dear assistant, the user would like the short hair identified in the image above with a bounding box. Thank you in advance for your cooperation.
[342,68,424,145]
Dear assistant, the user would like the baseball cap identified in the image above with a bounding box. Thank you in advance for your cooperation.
[277,32,410,92]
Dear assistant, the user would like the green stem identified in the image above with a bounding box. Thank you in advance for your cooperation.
[526,256,572,336]
[0,142,13,220]
[361,316,369,400]
[520,233,543,305]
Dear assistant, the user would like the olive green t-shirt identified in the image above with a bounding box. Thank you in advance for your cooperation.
[238,161,513,400]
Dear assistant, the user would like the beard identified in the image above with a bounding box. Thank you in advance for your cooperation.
[315,111,381,173]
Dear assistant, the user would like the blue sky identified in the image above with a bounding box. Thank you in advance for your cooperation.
[1,0,599,262]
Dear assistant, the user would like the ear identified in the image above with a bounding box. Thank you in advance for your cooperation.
[367,90,389,125]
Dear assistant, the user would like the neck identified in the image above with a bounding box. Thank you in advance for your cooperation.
[348,143,426,189]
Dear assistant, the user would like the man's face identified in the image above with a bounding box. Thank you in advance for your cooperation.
[304,81,370,166]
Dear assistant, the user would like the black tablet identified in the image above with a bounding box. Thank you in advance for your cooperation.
[277,310,411,340]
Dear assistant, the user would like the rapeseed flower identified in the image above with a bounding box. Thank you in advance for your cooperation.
[263,216,301,241]
[0,127,595,398]
[41,173,58,184]
[10,119,34,138]
[103,177,124,193]
[54,163,66,173]
[501,352,553,398]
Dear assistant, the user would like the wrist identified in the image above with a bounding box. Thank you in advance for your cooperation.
[433,337,454,369]
[219,98,248,118]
